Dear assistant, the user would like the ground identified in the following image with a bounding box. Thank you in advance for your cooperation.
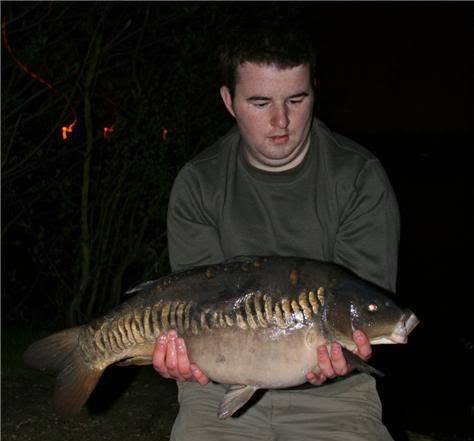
[2,366,178,441]
[2,364,472,441]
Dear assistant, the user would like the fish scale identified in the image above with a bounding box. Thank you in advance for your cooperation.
[82,289,322,365]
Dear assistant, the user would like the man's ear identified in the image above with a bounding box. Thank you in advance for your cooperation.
[220,86,236,118]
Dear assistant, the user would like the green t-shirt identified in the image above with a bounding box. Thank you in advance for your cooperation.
[167,118,400,292]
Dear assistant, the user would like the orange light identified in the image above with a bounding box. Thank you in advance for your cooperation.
[103,126,114,140]
[162,128,168,142]
[61,120,76,141]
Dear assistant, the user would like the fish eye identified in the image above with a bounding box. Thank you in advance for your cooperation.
[368,303,378,312]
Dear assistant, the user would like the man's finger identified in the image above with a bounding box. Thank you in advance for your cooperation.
[176,338,193,380]
[165,331,182,379]
[330,343,349,376]
[317,345,336,378]
[353,330,372,360]
[307,371,326,386]
[152,334,170,378]
[190,363,210,385]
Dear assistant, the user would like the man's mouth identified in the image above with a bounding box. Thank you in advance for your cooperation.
[269,134,289,144]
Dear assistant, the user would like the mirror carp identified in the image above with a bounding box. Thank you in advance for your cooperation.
[24,256,419,419]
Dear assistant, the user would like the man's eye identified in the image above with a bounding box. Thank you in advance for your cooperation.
[253,102,268,108]
[289,99,304,105]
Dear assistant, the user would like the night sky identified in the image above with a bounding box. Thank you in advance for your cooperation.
[2,2,473,439]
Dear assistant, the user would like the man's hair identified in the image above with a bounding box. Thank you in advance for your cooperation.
[218,22,317,96]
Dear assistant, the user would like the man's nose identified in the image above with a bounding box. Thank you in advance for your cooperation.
[270,104,289,129]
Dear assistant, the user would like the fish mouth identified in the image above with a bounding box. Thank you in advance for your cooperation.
[387,311,420,344]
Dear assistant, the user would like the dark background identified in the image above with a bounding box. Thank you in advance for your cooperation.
[2,2,473,439]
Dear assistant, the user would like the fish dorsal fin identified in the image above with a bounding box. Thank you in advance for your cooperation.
[125,280,157,295]
[340,346,385,377]
[217,384,259,419]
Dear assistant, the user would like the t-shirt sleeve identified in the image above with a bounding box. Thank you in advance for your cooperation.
[334,159,400,292]
[166,164,224,272]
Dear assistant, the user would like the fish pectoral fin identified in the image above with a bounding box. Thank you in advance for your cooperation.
[341,346,385,377]
[218,384,259,420]
[115,356,153,367]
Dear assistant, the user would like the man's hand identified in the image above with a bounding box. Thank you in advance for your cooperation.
[152,330,209,385]
[306,330,372,386]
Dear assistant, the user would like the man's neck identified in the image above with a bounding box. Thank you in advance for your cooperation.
[244,137,311,173]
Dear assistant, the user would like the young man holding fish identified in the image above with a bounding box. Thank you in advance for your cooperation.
[153,21,399,441]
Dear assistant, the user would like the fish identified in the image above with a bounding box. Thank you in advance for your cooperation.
[23,255,419,419]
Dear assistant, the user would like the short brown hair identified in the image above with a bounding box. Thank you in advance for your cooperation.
[218,22,317,96]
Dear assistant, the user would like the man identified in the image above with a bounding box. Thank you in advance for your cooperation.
[153,24,400,441]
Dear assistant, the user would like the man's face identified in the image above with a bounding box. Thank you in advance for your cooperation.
[220,62,314,171]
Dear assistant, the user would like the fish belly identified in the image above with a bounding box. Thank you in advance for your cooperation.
[185,326,321,388]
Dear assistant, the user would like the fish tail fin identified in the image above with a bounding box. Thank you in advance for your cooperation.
[24,327,104,416]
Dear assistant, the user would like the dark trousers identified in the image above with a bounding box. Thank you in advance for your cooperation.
[170,374,394,441]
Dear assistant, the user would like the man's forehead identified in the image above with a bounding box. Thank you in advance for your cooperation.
[234,62,312,93]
